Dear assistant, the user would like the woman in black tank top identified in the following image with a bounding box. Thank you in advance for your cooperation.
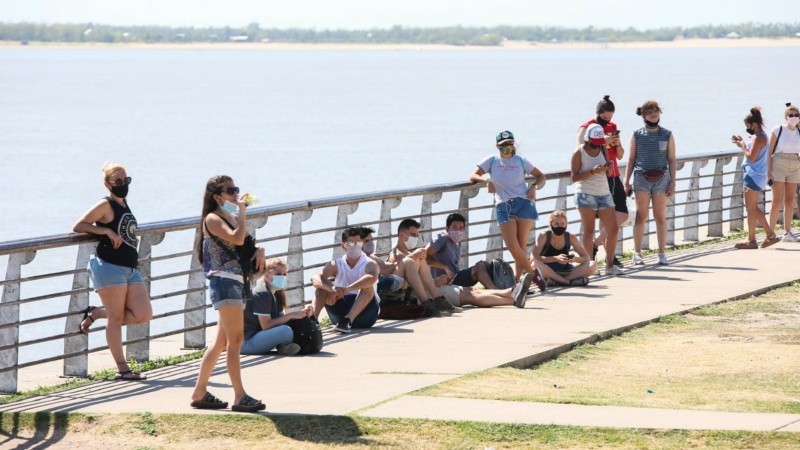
[73,163,152,381]
[530,210,597,287]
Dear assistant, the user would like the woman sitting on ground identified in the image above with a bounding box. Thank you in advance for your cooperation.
[241,258,314,356]
[530,210,597,286]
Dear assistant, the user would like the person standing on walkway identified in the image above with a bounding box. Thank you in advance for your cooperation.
[577,95,628,267]
[767,102,800,241]
[241,258,313,356]
[731,107,780,249]
[624,100,677,265]
[190,175,266,412]
[469,130,547,290]
[73,162,152,381]
[571,124,622,276]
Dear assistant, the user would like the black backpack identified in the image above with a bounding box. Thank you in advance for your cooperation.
[489,258,516,289]
[287,317,323,355]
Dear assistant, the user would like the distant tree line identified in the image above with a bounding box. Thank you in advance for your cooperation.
[1,22,798,46]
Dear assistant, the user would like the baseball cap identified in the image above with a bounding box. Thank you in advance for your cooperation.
[496,130,514,144]
[585,124,606,146]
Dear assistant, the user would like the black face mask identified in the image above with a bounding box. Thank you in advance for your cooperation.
[551,226,567,236]
[745,127,755,135]
[644,119,660,128]
[596,116,610,127]
[110,184,129,198]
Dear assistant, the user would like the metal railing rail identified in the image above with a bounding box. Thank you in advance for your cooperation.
[1,149,776,392]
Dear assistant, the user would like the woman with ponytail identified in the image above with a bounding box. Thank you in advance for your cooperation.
[731,107,780,249]
[767,103,800,241]
[577,95,628,267]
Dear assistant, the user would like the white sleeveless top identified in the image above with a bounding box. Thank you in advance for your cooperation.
[575,147,610,196]
[335,253,371,296]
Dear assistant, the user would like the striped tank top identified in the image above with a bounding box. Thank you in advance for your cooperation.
[633,126,672,171]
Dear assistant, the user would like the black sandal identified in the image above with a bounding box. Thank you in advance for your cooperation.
[231,394,266,413]
[114,370,147,381]
[190,392,228,409]
[80,306,99,334]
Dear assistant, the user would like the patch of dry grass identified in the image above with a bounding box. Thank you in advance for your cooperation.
[419,284,800,413]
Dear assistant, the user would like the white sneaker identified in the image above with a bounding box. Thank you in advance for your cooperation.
[783,232,798,242]
[605,265,624,276]
[658,252,669,265]
[632,252,644,265]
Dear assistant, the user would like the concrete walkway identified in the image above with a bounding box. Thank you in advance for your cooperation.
[3,238,800,433]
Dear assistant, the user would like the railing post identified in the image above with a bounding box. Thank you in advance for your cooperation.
[0,250,36,393]
[666,162,685,247]
[377,197,402,256]
[420,192,443,244]
[731,154,745,232]
[184,227,206,349]
[707,158,730,237]
[63,242,94,377]
[683,160,708,242]
[128,232,164,362]
[555,178,569,213]
[459,186,481,268]
[486,202,503,261]
[287,209,313,308]
[333,204,359,260]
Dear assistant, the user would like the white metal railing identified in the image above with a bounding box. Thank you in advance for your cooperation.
[1,150,780,393]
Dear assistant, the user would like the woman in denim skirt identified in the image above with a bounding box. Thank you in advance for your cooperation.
[190,175,266,413]
[73,162,152,381]
[470,130,547,292]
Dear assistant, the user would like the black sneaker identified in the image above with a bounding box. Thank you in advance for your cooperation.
[531,267,547,293]
[512,273,531,308]
[422,299,442,317]
[334,317,352,333]
[613,257,623,267]
[433,296,458,313]
[592,244,598,261]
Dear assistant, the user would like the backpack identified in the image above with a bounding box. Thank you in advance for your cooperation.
[287,317,323,355]
[378,289,428,320]
[489,258,516,289]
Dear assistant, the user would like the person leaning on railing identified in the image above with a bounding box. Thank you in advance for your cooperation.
[624,100,677,266]
[767,102,800,242]
[73,162,152,381]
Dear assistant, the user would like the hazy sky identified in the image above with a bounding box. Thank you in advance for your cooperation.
[4,0,797,29]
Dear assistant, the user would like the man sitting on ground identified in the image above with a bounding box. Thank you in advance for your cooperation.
[311,227,380,333]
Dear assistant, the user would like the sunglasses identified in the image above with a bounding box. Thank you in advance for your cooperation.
[788,114,800,118]
[220,187,240,195]
[344,241,363,247]
[499,145,515,154]
[107,177,132,187]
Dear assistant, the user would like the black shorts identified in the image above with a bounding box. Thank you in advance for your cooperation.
[607,176,629,214]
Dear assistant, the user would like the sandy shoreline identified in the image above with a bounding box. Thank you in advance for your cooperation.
[2,37,799,51]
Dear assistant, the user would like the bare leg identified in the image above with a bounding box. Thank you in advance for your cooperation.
[577,208,597,260]
[744,189,774,241]
[651,194,668,252]
[499,219,537,279]
[633,192,652,252]
[471,260,497,289]
[597,208,619,268]
[218,305,247,404]
[398,258,435,300]
[123,283,152,324]
[191,320,228,402]
[563,262,598,281]
[784,182,797,232]
[96,285,130,372]
[532,259,569,285]
[312,288,335,318]
[458,287,514,307]
[769,182,785,231]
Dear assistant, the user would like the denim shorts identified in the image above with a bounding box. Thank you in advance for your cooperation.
[496,197,538,225]
[546,262,574,274]
[208,276,246,310]
[633,170,671,196]
[743,174,763,192]
[325,293,380,328]
[575,192,615,211]
[451,267,478,287]
[89,256,143,291]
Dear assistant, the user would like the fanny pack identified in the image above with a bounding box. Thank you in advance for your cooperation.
[643,169,666,183]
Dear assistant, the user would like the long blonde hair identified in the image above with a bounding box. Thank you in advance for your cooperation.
[265,257,288,310]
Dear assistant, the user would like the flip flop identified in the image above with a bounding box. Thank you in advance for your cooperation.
[231,394,266,413]
[191,392,228,410]
[80,306,99,334]
[114,370,147,381]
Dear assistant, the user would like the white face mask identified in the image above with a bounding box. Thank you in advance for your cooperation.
[404,235,419,250]
[788,116,800,127]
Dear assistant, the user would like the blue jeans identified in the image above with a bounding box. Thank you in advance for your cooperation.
[240,324,294,355]
[325,294,379,328]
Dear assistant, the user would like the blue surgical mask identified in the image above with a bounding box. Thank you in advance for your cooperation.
[221,200,239,215]
[271,275,287,290]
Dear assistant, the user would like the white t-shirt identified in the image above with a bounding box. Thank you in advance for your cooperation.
[478,154,535,204]
[771,125,800,154]
[334,253,371,296]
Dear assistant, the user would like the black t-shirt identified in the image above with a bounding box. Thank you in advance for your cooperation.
[95,197,139,268]
[243,281,283,340]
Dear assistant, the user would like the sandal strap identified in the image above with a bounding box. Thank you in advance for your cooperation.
[202,392,225,404]
[237,394,261,407]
